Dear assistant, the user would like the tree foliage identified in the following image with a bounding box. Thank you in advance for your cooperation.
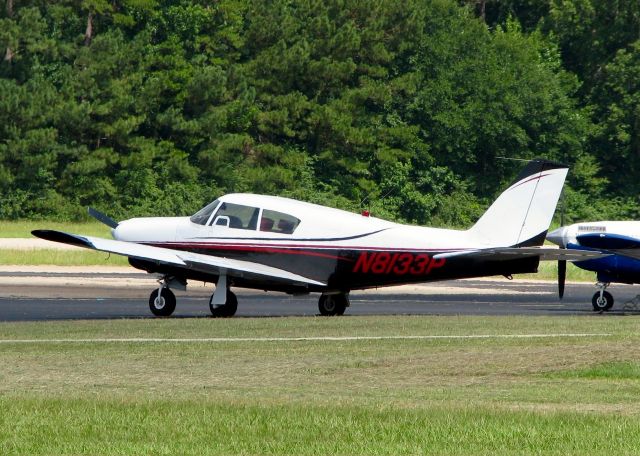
[0,0,635,224]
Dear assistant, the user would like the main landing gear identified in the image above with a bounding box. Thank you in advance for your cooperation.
[147,276,350,318]
[209,290,238,318]
[592,282,614,312]
[318,293,350,316]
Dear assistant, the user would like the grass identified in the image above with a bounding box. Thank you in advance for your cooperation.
[0,220,111,238]
[0,249,129,266]
[1,316,640,454]
[550,361,640,380]
[520,261,595,282]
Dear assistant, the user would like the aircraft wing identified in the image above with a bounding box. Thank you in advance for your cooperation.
[31,230,325,287]
[433,246,610,261]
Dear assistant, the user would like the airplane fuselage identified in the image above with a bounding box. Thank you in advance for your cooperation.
[549,221,640,284]
[112,194,539,293]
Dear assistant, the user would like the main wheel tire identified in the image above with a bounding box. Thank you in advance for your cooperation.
[592,290,614,312]
[318,294,348,316]
[209,290,238,318]
[149,288,177,317]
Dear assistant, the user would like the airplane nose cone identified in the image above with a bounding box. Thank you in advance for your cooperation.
[547,227,568,248]
[111,222,129,241]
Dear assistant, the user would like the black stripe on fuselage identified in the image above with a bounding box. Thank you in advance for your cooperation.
[190,228,391,243]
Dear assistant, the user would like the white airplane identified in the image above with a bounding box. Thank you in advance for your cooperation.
[33,159,598,317]
[547,221,640,311]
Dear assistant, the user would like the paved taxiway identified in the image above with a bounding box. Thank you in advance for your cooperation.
[1,268,639,320]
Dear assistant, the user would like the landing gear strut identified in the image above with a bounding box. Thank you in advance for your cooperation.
[209,290,238,317]
[592,282,614,312]
[318,293,349,316]
[209,271,238,317]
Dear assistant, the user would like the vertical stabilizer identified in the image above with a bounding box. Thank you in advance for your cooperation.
[468,160,569,247]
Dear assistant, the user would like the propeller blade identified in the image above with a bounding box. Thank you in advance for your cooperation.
[88,207,119,229]
[558,259,566,299]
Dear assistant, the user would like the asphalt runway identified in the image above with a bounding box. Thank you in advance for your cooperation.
[1,270,639,321]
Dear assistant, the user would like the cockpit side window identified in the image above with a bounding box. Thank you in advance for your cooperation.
[260,209,300,234]
[190,199,220,225]
[211,203,259,230]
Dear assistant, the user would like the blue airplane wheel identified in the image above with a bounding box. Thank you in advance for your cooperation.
[149,288,176,317]
[318,294,347,316]
[592,291,614,312]
[209,290,238,318]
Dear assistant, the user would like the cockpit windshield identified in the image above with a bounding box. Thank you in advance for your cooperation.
[190,199,220,225]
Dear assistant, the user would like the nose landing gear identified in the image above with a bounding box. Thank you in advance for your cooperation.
[592,282,614,312]
[149,286,177,316]
[148,276,185,317]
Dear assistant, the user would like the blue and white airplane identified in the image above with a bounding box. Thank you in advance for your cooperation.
[547,222,640,311]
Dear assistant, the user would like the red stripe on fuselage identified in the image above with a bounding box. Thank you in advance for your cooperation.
[146,242,349,260]
[149,241,466,253]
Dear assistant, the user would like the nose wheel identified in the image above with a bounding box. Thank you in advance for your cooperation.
[592,282,614,312]
[149,287,177,316]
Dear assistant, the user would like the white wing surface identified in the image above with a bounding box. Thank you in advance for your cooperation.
[32,230,325,287]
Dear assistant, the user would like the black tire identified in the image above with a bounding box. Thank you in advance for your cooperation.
[318,294,348,316]
[149,288,177,317]
[592,290,614,312]
[209,290,238,318]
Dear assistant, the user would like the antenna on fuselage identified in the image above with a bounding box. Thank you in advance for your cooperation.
[359,186,396,218]
[495,156,530,162]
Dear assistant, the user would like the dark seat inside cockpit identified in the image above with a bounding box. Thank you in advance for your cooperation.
[228,215,243,229]
[260,217,274,231]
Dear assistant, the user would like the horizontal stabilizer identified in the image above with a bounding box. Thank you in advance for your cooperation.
[433,246,609,262]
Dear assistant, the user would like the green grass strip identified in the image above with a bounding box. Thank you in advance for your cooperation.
[0,220,111,238]
[1,398,639,455]
[0,249,129,266]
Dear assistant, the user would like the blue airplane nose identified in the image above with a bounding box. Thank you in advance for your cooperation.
[547,227,568,248]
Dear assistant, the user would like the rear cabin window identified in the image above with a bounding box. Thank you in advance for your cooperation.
[190,199,220,225]
[259,209,300,234]
[211,203,259,230]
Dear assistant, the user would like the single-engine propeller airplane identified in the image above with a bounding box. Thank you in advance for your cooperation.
[33,159,601,318]
[548,221,640,311]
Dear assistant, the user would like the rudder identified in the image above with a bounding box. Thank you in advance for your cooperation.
[468,160,569,247]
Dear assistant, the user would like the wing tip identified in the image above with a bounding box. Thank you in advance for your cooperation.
[31,229,91,248]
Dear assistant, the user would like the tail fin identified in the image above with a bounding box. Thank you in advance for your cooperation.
[468,159,569,247]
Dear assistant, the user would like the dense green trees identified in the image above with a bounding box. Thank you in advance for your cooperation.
[0,0,637,225]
